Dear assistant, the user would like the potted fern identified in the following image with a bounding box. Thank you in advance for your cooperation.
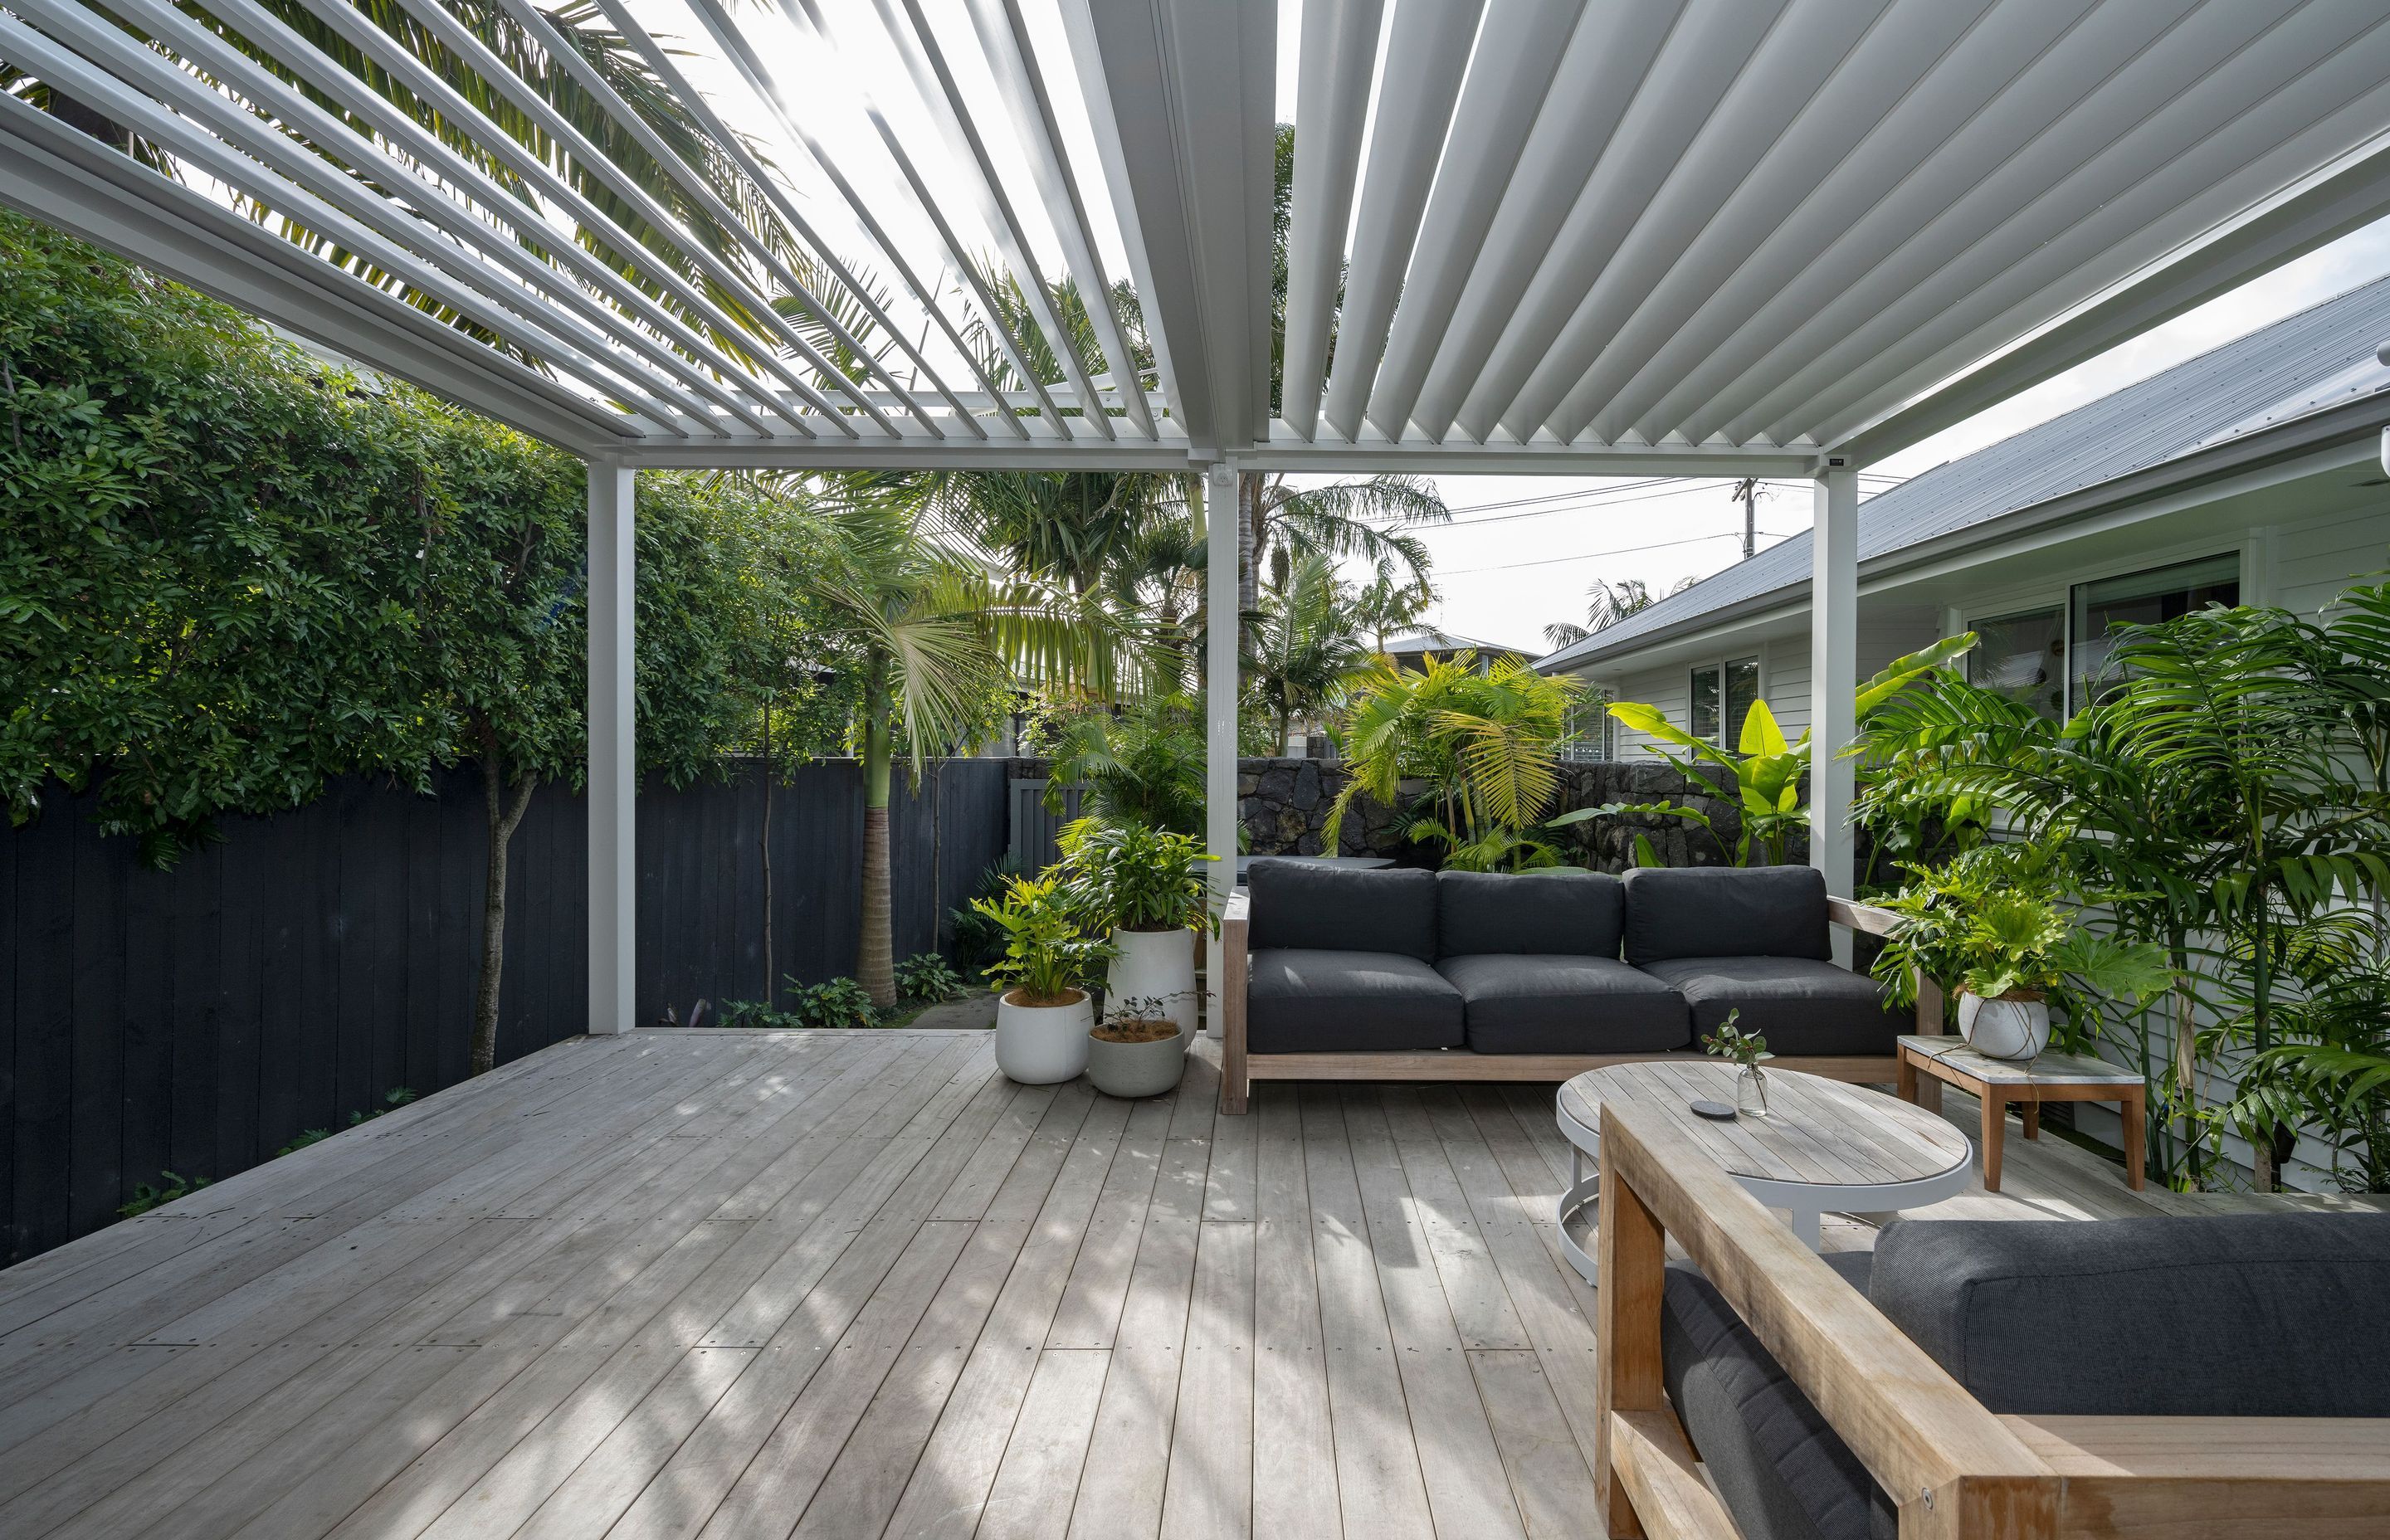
[971,874,1114,1084]
[1055,817,1217,1039]
[1873,859,2171,1061]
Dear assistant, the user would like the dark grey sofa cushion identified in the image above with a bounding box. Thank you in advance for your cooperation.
[1662,1254,1894,1540]
[1870,1213,2390,1417]
[1436,870,1623,958]
[1246,948,1463,1054]
[1624,865,1832,966]
[1248,860,1439,961]
[1424,952,1692,1056]
[1435,953,1687,1054]
[1637,956,1903,1057]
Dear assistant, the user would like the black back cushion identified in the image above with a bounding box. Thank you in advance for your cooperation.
[1247,860,1439,962]
[1623,865,1830,966]
[1871,1213,2390,1417]
[1436,870,1622,958]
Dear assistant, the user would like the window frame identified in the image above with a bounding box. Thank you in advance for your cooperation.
[1687,653,1763,748]
[1962,549,2242,720]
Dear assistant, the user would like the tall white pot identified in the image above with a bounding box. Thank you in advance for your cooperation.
[1958,991,2051,1062]
[996,987,1094,1084]
[1107,927,1200,1036]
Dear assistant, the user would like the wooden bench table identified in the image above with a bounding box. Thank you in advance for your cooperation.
[1896,1034,2146,1192]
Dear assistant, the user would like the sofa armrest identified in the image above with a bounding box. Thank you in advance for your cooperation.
[1828,894,1946,1037]
[1218,889,1250,1114]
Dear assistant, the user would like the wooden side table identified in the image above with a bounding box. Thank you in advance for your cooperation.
[1895,1034,2146,1192]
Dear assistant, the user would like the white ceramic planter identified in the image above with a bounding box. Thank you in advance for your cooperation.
[995,987,1094,1084]
[1958,992,2051,1062]
[1086,1024,1188,1099]
[1106,927,1199,1036]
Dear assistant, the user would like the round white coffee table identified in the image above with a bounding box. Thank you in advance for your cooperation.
[1554,1060,1973,1284]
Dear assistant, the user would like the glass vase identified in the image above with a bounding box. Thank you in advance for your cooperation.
[1737,1064,1770,1118]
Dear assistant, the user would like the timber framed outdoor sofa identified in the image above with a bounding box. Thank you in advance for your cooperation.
[1215,860,1938,1115]
[1590,1091,2390,1539]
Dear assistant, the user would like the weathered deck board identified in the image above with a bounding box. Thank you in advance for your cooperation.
[0,1028,2161,1539]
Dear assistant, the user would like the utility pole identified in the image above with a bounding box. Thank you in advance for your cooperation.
[1732,477,1760,560]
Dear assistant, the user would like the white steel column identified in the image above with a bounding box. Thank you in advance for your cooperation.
[588,460,636,1034]
[1204,461,1240,1030]
[1810,460,1858,962]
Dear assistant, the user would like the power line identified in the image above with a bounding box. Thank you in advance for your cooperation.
[1441,528,1802,577]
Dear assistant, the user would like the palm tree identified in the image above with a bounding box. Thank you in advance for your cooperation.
[1247,554,1373,752]
[1542,575,1697,649]
[802,476,1140,1006]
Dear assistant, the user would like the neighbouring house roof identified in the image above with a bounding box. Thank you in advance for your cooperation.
[1536,272,2390,673]
[1383,628,1534,660]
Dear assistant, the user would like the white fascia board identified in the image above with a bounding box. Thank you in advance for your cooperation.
[1251,426,1812,476]
[619,440,1204,471]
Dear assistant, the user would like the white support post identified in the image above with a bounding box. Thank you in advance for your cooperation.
[1810,461,1859,966]
[1204,461,1240,1032]
[588,460,636,1034]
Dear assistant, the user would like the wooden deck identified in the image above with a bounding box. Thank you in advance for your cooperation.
[0,1027,2162,1539]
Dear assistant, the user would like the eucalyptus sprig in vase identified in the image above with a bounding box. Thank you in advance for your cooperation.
[1704,1010,1773,1118]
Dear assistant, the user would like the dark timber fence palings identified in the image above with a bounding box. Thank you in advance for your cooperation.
[0,757,1008,1265]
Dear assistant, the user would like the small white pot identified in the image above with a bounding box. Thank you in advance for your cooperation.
[1958,992,2051,1062]
[995,987,1094,1084]
[1106,927,1199,1037]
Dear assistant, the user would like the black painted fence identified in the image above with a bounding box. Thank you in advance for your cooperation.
[0,757,1009,1265]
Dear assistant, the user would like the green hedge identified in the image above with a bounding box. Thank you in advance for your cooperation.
[0,210,850,860]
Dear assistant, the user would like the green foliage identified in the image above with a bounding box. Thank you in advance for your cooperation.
[119,1170,209,1219]
[1701,1008,1768,1069]
[1583,636,1978,868]
[949,855,1025,972]
[895,952,967,1003]
[1245,553,1373,752]
[273,1086,419,1157]
[1325,651,1586,870]
[788,976,880,1029]
[971,873,1113,1006]
[1054,816,1217,933]
[1037,692,1206,836]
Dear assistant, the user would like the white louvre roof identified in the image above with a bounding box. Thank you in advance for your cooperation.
[7,0,2390,471]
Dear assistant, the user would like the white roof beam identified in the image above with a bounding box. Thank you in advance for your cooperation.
[1066,0,1275,454]
[1360,1,1581,443]
[1278,0,1383,441]
[960,0,1157,440]
[1318,0,1484,444]
[0,93,637,451]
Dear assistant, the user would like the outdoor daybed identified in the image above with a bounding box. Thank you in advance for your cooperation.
[1216,860,1931,1114]
[1592,1093,2390,1539]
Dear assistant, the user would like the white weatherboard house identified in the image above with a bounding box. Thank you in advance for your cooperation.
[1539,276,2390,763]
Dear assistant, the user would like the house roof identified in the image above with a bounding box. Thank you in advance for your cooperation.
[1382,627,1534,659]
[1537,271,2390,672]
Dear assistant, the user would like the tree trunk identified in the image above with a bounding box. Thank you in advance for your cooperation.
[1237,470,1261,617]
[472,756,538,1077]
[856,654,897,1008]
[762,691,774,1006]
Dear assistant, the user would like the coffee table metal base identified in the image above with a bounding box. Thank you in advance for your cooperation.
[1554,1072,1973,1284]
